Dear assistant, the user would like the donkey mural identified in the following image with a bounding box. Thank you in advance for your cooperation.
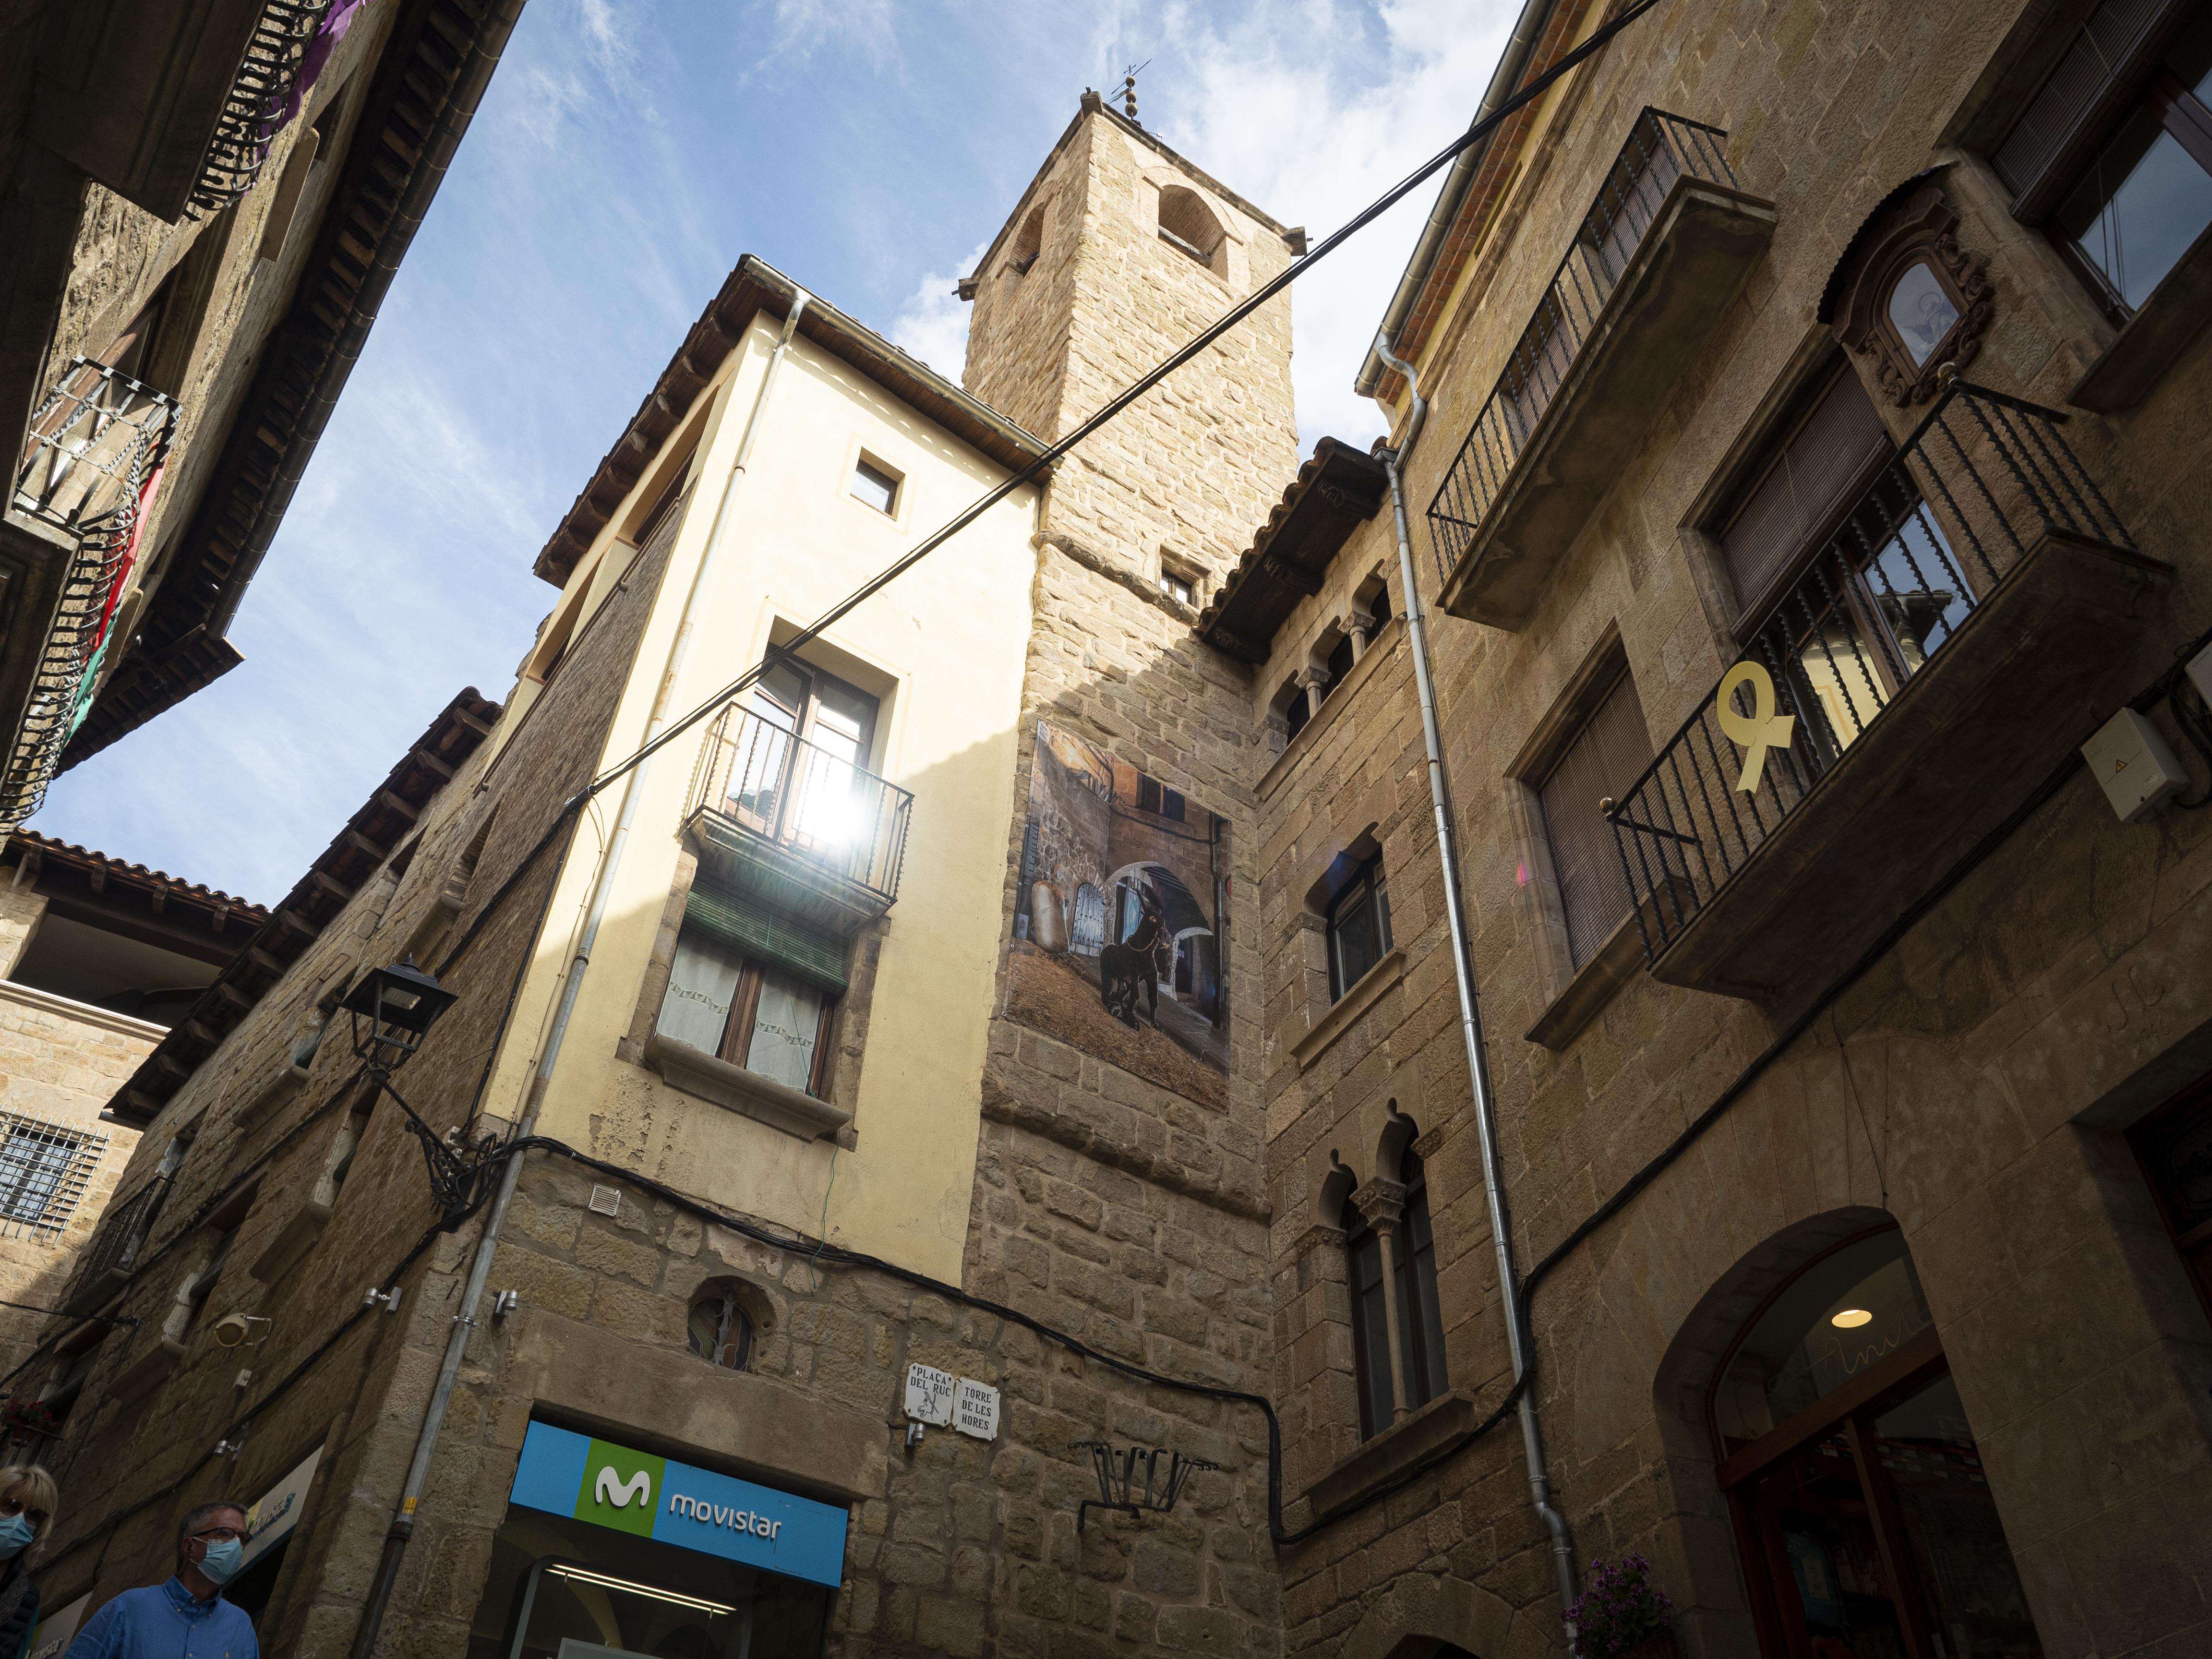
[1098,883,1164,1029]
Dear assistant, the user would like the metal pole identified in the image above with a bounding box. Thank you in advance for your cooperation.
[1371,332,1580,1643]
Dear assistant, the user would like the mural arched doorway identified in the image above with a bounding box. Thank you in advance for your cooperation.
[1711,1225,2043,1657]
[1070,883,1106,956]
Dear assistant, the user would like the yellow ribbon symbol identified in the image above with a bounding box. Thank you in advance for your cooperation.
[1716,661,1795,794]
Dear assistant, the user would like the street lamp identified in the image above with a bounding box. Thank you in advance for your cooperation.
[341,957,458,1068]
[338,957,475,1216]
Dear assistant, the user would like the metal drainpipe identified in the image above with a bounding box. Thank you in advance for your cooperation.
[1370,331,1581,1644]
[347,285,810,1659]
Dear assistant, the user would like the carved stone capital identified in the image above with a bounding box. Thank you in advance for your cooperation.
[1352,1179,1407,1230]
[1295,664,1332,692]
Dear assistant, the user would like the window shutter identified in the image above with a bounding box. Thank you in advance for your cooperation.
[1720,369,1891,618]
[1539,667,1656,971]
[1993,0,2177,211]
[683,885,849,995]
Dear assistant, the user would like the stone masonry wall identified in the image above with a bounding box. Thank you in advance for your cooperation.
[957,95,1308,1659]
[26,500,684,1653]
[1245,0,2212,1655]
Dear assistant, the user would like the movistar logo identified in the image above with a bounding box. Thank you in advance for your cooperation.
[595,1466,651,1509]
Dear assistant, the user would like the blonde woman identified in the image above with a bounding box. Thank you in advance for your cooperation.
[0,1465,55,1659]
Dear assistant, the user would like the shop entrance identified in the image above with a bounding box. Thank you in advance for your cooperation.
[470,1423,849,1659]
[1709,1226,2043,1659]
[469,1509,831,1659]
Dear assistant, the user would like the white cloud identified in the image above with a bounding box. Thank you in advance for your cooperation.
[888,241,989,382]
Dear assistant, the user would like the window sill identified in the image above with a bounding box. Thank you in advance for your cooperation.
[1306,1388,1483,1519]
[234,1062,313,1133]
[1256,616,1406,804]
[109,1337,187,1407]
[1523,905,1650,1051]
[247,1199,332,1286]
[1290,947,1405,1071]
[644,1034,852,1142]
[2070,218,2212,413]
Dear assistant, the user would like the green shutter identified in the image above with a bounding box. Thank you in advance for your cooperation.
[683,885,849,995]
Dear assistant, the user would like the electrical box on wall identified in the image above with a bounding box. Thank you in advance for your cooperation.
[2186,639,2212,708]
[2082,708,2188,822]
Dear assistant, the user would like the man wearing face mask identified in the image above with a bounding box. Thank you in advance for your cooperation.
[0,1464,57,1659]
[65,1501,256,1659]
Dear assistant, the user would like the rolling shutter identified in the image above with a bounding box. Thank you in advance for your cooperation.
[1993,0,2179,213]
[683,884,848,995]
[1538,666,1655,971]
[1719,368,1891,620]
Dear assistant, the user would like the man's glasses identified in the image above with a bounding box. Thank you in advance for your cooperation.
[193,1527,244,1545]
[0,1499,48,1529]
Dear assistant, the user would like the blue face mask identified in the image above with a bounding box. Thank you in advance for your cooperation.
[196,1538,244,1587]
[0,1515,33,1559]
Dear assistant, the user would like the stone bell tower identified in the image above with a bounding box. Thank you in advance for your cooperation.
[948,96,1301,1659]
[960,90,1302,586]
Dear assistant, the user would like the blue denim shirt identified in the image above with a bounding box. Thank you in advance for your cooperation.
[63,1580,256,1659]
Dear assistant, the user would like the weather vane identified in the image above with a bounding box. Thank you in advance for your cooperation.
[1120,60,1150,124]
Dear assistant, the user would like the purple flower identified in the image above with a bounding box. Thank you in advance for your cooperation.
[1567,1553,1674,1657]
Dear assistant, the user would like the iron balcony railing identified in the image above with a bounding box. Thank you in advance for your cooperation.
[1605,380,2132,960]
[60,1172,170,1313]
[1427,108,1737,583]
[687,703,913,908]
[191,0,338,214]
[6,358,178,827]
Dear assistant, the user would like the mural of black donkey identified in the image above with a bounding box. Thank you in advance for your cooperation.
[1098,883,1164,1029]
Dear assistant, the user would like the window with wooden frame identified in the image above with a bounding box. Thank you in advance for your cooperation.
[654,895,846,1100]
[1995,0,2212,322]
[1709,1227,2042,1657]
[1393,1154,1448,1411]
[1324,853,1392,1001]
[1708,361,1987,769]
[1342,1189,1395,1439]
[1534,660,1654,973]
[2127,1070,2212,1328]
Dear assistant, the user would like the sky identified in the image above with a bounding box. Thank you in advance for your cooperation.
[36,0,1520,907]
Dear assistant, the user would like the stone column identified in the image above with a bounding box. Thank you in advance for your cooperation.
[1353,1179,1411,1423]
[1296,665,1331,722]
[1346,606,1376,663]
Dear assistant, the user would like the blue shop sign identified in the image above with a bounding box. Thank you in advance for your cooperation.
[508,1421,849,1588]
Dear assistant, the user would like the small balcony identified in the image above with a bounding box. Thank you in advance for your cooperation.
[60,1172,169,1316]
[4,358,177,827]
[682,702,913,937]
[1606,382,2168,1004]
[1427,109,1776,629]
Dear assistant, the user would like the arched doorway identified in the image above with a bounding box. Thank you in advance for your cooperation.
[1711,1226,2043,1658]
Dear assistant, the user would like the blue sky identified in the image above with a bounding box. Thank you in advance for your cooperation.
[36,0,1517,906]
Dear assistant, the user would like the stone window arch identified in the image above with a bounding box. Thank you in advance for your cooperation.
[1009,203,1046,276]
[1157,185,1226,270]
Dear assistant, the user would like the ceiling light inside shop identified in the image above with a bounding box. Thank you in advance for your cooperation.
[547,1564,734,1615]
[1830,1308,1873,1328]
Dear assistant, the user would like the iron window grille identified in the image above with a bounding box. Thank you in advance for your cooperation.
[0,1114,106,1240]
[1426,108,1738,585]
[61,1171,170,1306]
[1604,380,2132,961]
[6,358,179,826]
[190,0,339,216]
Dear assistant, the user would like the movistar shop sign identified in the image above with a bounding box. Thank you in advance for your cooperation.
[509,1422,849,1588]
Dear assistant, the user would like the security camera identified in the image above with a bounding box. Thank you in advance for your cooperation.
[213,1313,271,1348]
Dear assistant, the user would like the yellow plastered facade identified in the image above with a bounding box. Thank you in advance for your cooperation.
[484,315,1040,1284]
